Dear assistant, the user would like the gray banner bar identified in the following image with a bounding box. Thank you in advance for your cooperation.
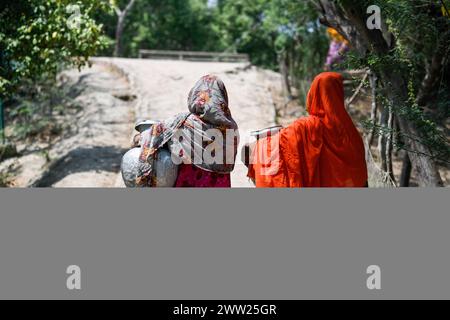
[0,189,448,299]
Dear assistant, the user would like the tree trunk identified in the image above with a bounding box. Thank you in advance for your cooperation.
[368,71,378,145]
[400,152,412,187]
[386,107,395,183]
[114,15,125,57]
[383,72,443,186]
[317,0,444,187]
[378,106,388,172]
[278,50,292,102]
[114,0,137,57]
[416,32,448,107]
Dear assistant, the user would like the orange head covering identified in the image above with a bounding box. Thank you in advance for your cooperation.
[248,72,368,187]
[327,27,349,44]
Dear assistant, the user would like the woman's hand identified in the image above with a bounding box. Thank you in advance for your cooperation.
[132,133,141,148]
[241,142,255,168]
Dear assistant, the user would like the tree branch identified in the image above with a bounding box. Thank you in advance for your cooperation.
[114,0,138,57]
[416,31,449,106]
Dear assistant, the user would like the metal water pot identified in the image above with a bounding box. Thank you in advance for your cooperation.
[121,147,178,188]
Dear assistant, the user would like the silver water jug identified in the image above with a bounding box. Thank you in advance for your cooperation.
[154,148,179,187]
[121,147,178,188]
[121,148,142,188]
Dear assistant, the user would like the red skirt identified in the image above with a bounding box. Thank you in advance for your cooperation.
[175,164,231,188]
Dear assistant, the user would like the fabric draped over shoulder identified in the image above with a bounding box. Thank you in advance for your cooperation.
[248,72,368,188]
[136,75,239,187]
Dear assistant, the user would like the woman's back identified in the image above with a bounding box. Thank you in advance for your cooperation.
[248,72,368,188]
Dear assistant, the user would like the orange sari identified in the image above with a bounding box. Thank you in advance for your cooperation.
[248,72,368,188]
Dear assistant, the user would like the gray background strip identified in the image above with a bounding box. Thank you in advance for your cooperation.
[0,189,448,299]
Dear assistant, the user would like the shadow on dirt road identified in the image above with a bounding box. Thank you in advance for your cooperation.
[33,146,127,187]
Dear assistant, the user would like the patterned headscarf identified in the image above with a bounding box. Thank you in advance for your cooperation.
[136,75,239,187]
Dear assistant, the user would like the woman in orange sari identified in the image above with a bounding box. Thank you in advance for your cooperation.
[248,72,368,187]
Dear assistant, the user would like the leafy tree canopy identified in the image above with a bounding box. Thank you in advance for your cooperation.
[0,0,108,97]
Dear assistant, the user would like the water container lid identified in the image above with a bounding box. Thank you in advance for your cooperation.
[134,119,160,132]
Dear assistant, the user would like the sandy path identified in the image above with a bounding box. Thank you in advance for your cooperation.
[97,58,282,187]
[27,64,134,188]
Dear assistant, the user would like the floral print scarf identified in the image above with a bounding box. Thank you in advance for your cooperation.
[136,75,239,187]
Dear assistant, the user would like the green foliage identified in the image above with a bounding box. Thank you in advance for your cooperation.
[5,74,68,141]
[97,0,222,57]
[97,0,327,98]
[215,0,328,73]
[98,0,327,67]
[0,171,12,187]
[0,0,108,97]
[212,0,277,67]
[343,0,450,162]
[0,143,18,162]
